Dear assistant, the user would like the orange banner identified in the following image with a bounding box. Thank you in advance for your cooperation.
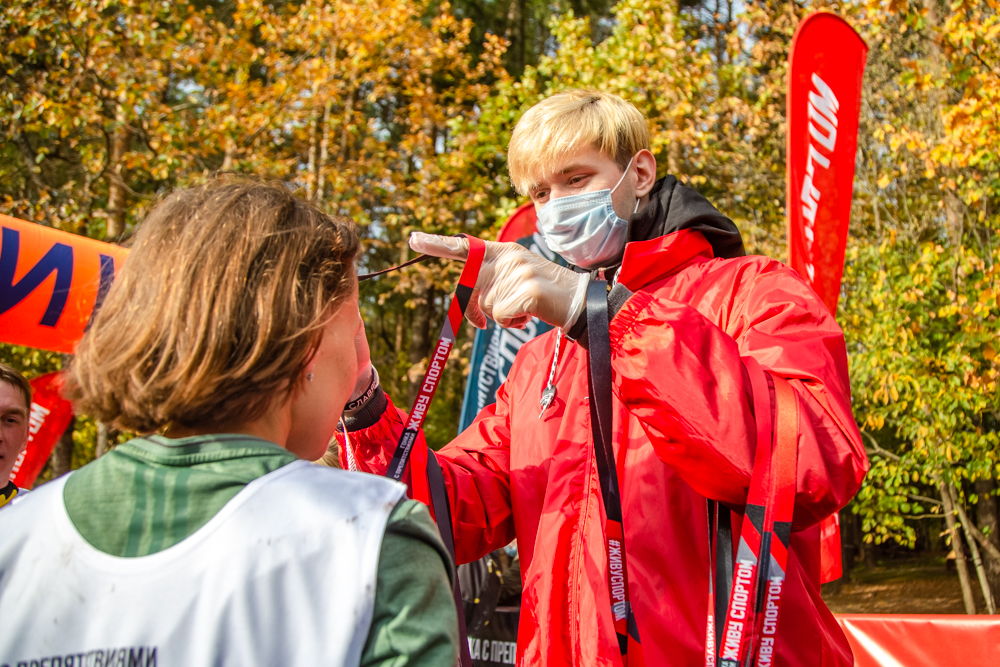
[0,215,128,354]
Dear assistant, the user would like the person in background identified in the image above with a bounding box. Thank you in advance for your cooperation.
[0,363,31,509]
[0,180,458,667]
[460,541,521,667]
[339,90,866,665]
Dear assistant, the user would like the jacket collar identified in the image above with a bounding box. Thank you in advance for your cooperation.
[570,176,742,277]
[617,228,714,292]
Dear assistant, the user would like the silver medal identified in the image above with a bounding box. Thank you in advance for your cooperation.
[539,384,556,418]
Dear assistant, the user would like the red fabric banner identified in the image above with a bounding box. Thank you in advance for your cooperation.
[836,614,1000,666]
[819,512,843,582]
[786,12,867,314]
[496,203,537,243]
[9,371,74,489]
[786,11,868,584]
[0,214,128,354]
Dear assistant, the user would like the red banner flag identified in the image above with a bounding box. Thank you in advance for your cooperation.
[786,12,867,583]
[819,511,843,582]
[9,371,74,489]
[786,12,867,314]
[0,215,128,354]
[496,203,538,243]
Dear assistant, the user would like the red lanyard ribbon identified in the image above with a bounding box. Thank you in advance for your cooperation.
[369,235,485,667]
[750,375,797,667]
[385,236,485,483]
[715,358,798,667]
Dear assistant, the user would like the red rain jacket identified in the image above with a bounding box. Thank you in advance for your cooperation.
[342,228,867,666]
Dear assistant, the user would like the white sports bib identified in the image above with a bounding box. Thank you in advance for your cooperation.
[0,460,405,667]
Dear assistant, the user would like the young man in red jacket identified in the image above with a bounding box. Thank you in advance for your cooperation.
[340,89,867,666]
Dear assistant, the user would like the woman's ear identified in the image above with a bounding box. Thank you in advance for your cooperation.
[634,149,658,198]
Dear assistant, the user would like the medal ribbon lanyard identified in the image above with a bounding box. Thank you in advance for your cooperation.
[715,357,798,667]
[383,235,484,483]
[586,279,643,666]
[377,235,485,667]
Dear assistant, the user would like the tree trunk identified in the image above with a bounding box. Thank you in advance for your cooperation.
[392,244,409,400]
[839,507,854,583]
[393,312,405,400]
[504,0,526,76]
[975,478,1000,598]
[974,479,1000,542]
[51,417,76,479]
[941,480,977,614]
[316,102,332,202]
[407,284,435,406]
[95,421,111,458]
[106,111,130,239]
[306,108,320,201]
[221,136,236,172]
[857,508,878,571]
[517,0,526,75]
[339,87,357,164]
[951,484,997,614]
[860,537,878,571]
[14,131,47,199]
[666,114,682,176]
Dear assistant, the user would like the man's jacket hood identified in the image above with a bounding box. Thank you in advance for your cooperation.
[627,175,745,259]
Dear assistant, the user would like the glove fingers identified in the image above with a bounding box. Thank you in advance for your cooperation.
[466,288,488,330]
[409,232,469,260]
[484,286,533,330]
[497,314,532,330]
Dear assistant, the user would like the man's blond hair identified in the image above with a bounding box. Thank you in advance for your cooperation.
[507,90,651,195]
[68,180,359,434]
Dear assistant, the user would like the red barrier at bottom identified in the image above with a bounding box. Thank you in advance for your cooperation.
[836,614,1000,666]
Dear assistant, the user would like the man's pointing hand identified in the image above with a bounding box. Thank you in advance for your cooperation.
[409,232,588,332]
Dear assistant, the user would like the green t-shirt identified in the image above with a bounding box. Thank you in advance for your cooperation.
[63,434,458,667]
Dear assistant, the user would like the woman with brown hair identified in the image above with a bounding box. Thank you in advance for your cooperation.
[0,180,458,667]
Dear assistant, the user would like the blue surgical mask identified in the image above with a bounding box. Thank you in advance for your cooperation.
[535,157,638,270]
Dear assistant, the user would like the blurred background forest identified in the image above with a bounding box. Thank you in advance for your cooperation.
[1,0,999,608]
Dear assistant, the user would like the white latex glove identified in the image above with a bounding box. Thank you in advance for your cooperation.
[409,232,589,331]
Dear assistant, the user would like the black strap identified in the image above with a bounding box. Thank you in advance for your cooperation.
[357,254,430,281]
[711,500,734,661]
[427,452,474,667]
[587,279,620,514]
[586,279,640,648]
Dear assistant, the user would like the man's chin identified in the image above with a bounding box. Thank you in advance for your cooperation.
[0,456,16,484]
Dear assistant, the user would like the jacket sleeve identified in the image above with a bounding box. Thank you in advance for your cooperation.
[609,259,867,528]
[360,499,458,667]
[338,389,516,565]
